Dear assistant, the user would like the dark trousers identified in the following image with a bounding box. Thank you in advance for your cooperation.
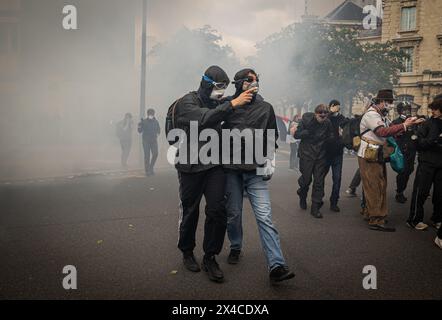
[178,166,227,257]
[396,150,416,194]
[408,163,442,224]
[328,153,343,205]
[143,139,158,174]
[298,157,328,206]
[349,168,361,190]
[289,143,299,169]
[120,139,132,166]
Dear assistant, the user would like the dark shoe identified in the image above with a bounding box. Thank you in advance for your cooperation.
[346,188,357,197]
[227,249,241,265]
[311,204,323,219]
[269,265,295,283]
[202,256,224,283]
[183,253,201,272]
[395,193,407,204]
[330,204,340,212]
[369,224,396,232]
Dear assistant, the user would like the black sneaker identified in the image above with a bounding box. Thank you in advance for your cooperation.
[183,252,201,272]
[202,256,224,283]
[227,249,241,265]
[269,265,295,283]
[330,204,340,212]
[311,205,323,219]
[395,193,407,204]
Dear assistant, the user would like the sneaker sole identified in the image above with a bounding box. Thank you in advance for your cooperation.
[270,272,295,283]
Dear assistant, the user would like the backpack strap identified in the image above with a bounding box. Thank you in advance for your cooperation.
[360,128,371,137]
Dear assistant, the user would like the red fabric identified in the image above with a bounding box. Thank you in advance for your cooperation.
[374,123,405,137]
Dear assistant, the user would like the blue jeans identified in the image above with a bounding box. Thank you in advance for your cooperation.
[225,171,287,270]
[328,154,343,205]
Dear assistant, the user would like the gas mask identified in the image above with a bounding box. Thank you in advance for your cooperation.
[242,81,259,94]
[210,88,226,101]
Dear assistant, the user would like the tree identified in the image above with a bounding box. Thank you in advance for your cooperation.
[251,22,406,115]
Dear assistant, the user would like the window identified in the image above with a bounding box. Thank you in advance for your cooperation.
[401,47,414,73]
[401,7,416,31]
[397,95,414,102]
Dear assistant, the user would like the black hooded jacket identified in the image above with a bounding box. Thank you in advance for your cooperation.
[294,112,333,161]
[172,66,233,173]
[415,117,442,168]
[222,94,279,171]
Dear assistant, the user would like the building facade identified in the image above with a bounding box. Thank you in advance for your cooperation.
[382,0,442,114]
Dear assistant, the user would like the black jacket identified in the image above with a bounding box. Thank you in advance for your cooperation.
[415,117,442,168]
[294,113,333,161]
[392,116,416,154]
[172,91,233,173]
[138,118,160,141]
[327,113,349,158]
[222,94,279,172]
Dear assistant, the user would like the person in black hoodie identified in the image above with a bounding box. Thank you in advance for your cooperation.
[407,96,442,231]
[138,109,160,175]
[326,100,349,212]
[170,65,253,283]
[223,68,295,283]
[294,104,333,218]
[391,102,417,203]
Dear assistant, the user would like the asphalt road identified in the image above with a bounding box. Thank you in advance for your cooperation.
[1,154,441,300]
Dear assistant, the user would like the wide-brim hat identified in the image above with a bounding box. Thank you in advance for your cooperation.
[374,89,395,103]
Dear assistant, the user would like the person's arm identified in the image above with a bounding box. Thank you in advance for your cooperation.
[176,90,253,129]
[156,119,161,135]
[294,121,310,139]
[338,114,350,129]
[363,111,405,138]
[266,105,279,151]
[137,120,143,134]
[374,124,406,137]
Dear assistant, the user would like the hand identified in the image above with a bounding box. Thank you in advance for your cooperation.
[289,125,296,136]
[231,88,257,108]
[403,117,418,128]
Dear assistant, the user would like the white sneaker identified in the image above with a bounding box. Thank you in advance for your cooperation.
[432,222,442,230]
[414,222,429,231]
[435,237,442,249]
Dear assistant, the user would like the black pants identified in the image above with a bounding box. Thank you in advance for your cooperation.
[328,153,343,205]
[289,143,299,169]
[143,139,158,174]
[408,163,442,224]
[349,168,361,190]
[120,139,132,166]
[396,150,416,194]
[178,166,227,257]
[298,157,328,206]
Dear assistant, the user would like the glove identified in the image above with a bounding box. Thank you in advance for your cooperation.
[259,155,276,181]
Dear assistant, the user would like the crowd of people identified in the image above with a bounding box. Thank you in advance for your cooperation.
[117,65,442,284]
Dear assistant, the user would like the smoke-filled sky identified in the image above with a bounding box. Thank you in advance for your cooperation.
[146,0,345,61]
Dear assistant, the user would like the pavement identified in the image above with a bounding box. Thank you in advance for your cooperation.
[1,153,441,300]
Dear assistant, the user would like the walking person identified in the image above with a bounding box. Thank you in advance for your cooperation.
[326,100,349,212]
[288,114,301,171]
[223,68,295,283]
[294,104,333,218]
[169,65,252,283]
[138,109,160,176]
[116,113,133,168]
[357,89,423,232]
[392,102,417,203]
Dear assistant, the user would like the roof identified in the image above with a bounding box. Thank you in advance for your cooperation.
[324,0,366,22]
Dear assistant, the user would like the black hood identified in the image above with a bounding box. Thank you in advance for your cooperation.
[198,65,230,108]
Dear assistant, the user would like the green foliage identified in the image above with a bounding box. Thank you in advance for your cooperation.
[252,22,406,114]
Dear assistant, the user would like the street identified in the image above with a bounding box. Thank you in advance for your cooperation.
[1,153,441,300]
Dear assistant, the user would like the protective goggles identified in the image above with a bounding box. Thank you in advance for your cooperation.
[232,75,260,84]
[202,75,228,90]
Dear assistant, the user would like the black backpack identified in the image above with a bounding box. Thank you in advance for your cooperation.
[342,116,362,150]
